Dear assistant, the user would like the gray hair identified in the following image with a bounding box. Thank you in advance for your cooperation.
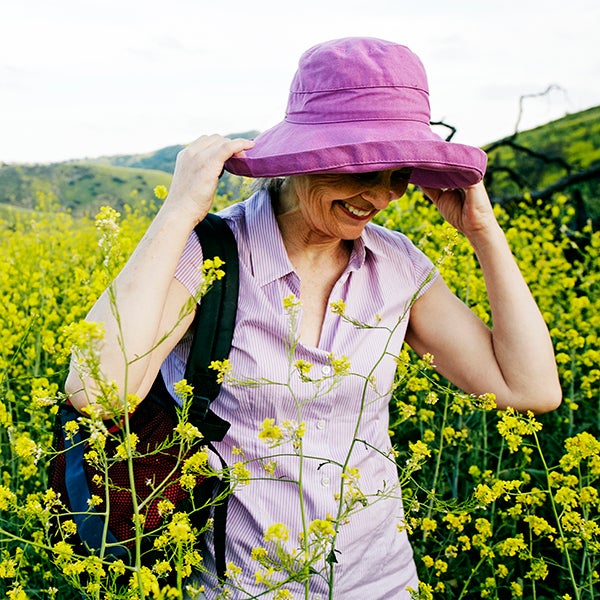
[251,177,286,195]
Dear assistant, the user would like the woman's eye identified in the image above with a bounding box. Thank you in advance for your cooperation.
[350,172,380,185]
[390,169,412,185]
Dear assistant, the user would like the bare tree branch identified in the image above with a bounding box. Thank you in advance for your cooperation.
[430,121,457,142]
[514,84,568,133]
[491,163,600,206]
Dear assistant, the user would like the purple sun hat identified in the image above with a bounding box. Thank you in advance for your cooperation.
[224,37,486,189]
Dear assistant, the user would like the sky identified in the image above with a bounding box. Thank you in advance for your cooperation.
[2,0,599,165]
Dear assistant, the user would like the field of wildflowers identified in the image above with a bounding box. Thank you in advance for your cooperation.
[0,185,598,599]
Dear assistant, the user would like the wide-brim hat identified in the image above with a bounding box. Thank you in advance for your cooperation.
[225,37,487,189]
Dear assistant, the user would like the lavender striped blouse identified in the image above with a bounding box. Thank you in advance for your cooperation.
[161,189,437,599]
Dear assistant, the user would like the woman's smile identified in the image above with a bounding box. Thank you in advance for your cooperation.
[337,200,376,219]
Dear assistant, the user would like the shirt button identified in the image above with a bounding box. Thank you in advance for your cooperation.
[316,419,326,430]
[321,477,330,487]
[321,365,332,375]
[315,596,323,600]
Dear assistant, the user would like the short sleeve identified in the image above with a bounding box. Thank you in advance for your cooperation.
[397,234,439,299]
[174,231,204,298]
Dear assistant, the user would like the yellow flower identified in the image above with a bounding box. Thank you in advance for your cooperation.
[128,566,160,596]
[226,561,242,579]
[328,352,351,376]
[443,512,471,532]
[167,513,194,543]
[209,359,232,384]
[496,564,509,578]
[523,515,557,537]
[0,557,17,578]
[421,555,434,568]
[527,557,549,581]
[251,546,268,561]
[264,523,289,543]
[61,520,77,537]
[497,535,527,557]
[0,485,17,511]
[258,418,283,444]
[510,581,523,597]
[109,559,126,576]
[115,432,139,459]
[157,499,175,517]
[6,586,28,600]
[180,473,197,491]
[173,378,194,401]
[282,294,301,311]
[294,359,313,379]
[153,184,169,200]
[308,518,336,539]
[182,449,209,475]
[330,298,346,315]
[420,518,437,532]
[231,462,251,485]
[153,560,172,576]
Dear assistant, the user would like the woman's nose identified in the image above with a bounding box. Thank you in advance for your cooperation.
[360,184,395,207]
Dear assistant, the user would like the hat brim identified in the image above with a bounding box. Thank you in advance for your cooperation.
[224,119,487,189]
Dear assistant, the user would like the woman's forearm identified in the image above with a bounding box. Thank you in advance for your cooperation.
[65,204,198,413]
[65,135,255,414]
[467,222,562,411]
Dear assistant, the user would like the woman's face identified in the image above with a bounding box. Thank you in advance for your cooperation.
[284,169,412,241]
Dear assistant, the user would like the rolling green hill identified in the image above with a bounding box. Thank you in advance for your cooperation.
[1,115,599,222]
[0,131,258,217]
[0,161,172,217]
[84,131,259,174]
[484,105,600,221]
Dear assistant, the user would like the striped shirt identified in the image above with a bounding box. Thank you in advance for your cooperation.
[161,189,437,599]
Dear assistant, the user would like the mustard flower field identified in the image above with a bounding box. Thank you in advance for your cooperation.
[0,187,598,599]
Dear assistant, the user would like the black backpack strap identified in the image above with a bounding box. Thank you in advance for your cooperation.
[58,213,238,580]
[185,213,238,443]
[185,212,239,582]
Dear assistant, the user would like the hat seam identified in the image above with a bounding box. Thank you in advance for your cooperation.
[284,116,430,125]
[300,160,483,173]
[291,84,428,94]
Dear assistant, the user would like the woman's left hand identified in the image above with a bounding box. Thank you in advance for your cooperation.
[420,181,498,240]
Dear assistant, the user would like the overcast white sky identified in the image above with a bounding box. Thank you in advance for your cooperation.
[2,0,599,164]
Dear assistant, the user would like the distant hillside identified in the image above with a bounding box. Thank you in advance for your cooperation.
[87,144,185,173]
[0,132,259,217]
[85,131,259,174]
[484,105,600,221]
[82,130,259,201]
[0,162,171,217]
[1,116,599,223]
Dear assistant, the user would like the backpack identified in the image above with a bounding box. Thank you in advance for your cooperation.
[49,212,238,582]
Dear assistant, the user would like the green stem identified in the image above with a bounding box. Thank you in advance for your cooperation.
[456,555,487,600]
[423,392,449,534]
[532,429,580,600]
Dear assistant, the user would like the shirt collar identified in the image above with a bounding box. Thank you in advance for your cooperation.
[246,189,295,286]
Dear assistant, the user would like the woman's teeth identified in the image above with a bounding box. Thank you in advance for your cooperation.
[342,201,371,217]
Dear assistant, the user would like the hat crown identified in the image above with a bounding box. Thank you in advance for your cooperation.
[224,36,487,188]
[286,37,431,125]
[292,37,429,92]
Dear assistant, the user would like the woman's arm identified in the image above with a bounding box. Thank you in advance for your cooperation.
[65,135,254,415]
[405,182,562,414]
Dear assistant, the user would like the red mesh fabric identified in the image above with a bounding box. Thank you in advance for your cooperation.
[51,398,204,549]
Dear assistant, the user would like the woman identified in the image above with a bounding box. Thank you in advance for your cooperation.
[65,38,561,598]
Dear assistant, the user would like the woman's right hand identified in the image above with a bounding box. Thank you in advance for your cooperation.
[165,134,255,223]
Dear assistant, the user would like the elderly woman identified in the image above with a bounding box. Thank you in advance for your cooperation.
[65,38,561,598]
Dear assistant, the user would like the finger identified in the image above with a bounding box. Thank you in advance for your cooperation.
[175,136,254,180]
